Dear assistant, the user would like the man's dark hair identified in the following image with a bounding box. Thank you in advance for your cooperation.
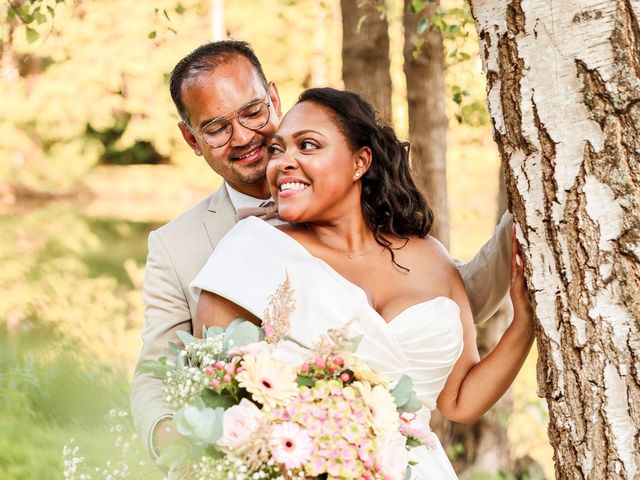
[169,40,268,124]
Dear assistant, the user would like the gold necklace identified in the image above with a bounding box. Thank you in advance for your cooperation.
[304,224,376,259]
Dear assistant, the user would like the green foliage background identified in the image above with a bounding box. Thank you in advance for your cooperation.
[0,1,551,478]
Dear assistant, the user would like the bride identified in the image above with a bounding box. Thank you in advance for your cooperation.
[189,88,534,478]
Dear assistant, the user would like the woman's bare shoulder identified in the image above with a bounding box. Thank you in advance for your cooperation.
[402,234,456,269]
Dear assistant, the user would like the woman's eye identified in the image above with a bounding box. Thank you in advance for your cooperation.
[300,140,318,150]
[267,144,283,156]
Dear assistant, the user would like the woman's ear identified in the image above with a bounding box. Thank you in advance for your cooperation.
[354,146,372,178]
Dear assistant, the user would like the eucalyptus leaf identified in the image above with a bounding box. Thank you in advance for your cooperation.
[206,325,225,338]
[176,330,197,346]
[403,395,423,413]
[138,358,171,378]
[177,350,187,371]
[201,389,235,409]
[174,401,224,446]
[223,318,263,352]
[391,375,414,407]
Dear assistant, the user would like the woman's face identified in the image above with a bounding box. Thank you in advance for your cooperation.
[267,101,368,223]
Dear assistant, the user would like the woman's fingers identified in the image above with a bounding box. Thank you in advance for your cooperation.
[511,226,519,286]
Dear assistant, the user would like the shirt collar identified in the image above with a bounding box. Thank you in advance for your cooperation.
[224,182,272,212]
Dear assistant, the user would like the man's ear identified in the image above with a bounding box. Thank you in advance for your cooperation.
[355,146,373,176]
[178,121,202,156]
[268,81,283,119]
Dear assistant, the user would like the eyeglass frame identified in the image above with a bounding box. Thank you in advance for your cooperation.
[182,91,273,149]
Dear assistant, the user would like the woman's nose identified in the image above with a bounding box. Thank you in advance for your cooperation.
[276,148,298,170]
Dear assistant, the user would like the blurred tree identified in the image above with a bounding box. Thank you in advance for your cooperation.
[403,0,449,246]
[340,0,393,121]
[210,0,226,40]
[309,0,329,86]
[470,1,640,478]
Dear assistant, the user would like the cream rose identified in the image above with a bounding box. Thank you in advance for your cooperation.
[216,399,263,454]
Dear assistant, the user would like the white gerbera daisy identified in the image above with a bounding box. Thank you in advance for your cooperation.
[353,381,399,435]
[236,355,299,410]
[269,422,313,470]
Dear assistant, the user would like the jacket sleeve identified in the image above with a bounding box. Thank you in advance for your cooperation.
[457,211,513,324]
[129,230,192,455]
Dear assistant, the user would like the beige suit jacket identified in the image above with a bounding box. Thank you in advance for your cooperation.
[130,184,513,453]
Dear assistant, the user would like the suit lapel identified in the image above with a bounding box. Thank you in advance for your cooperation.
[203,184,237,249]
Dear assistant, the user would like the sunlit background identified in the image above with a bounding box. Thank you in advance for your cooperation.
[0,0,552,478]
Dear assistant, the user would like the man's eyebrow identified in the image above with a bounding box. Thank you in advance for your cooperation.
[198,96,262,130]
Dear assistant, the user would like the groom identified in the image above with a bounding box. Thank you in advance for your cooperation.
[130,40,513,459]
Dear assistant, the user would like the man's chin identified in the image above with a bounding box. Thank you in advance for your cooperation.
[232,163,268,185]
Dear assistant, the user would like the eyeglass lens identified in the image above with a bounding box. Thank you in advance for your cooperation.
[202,101,270,147]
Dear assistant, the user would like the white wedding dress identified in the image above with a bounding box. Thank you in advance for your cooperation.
[190,217,463,479]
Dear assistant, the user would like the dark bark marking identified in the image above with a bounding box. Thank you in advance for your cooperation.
[621,0,640,79]
[506,0,526,35]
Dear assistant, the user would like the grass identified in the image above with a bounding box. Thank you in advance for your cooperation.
[0,328,161,480]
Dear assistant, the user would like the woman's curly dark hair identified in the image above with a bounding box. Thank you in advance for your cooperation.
[297,88,433,269]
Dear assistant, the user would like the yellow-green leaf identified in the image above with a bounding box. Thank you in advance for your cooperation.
[26,27,39,44]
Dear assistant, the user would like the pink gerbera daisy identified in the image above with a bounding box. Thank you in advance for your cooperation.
[269,422,313,470]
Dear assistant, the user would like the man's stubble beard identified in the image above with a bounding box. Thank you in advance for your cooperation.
[228,160,268,186]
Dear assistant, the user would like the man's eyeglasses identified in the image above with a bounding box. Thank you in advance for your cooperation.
[185,92,272,148]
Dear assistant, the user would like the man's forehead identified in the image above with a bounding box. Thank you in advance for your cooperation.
[184,66,262,107]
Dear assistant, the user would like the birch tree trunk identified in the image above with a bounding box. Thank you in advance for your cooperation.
[341,0,393,121]
[403,0,450,246]
[469,1,640,478]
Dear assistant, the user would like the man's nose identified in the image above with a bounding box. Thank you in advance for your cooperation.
[229,118,255,147]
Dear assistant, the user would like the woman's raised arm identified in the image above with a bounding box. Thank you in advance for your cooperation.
[437,229,535,424]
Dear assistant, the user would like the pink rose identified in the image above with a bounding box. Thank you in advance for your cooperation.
[217,399,263,454]
[375,433,409,480]
[399,412,433,446]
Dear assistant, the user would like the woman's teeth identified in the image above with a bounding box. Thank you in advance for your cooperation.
[280,182,308,192]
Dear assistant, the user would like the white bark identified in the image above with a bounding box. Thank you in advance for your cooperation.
[469,1,640,478]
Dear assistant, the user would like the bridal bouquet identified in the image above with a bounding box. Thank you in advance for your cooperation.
[142,278,432,480]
